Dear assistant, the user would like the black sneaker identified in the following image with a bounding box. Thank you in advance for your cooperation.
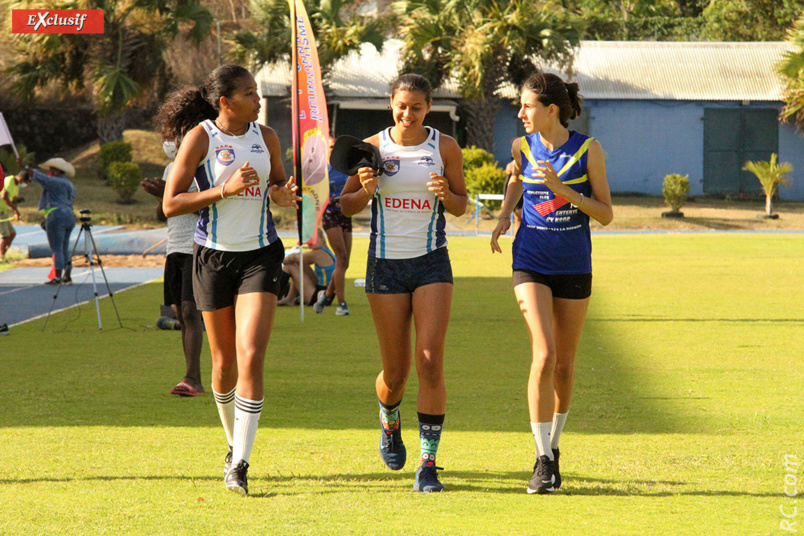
[224,446,233,477]
[527,455,556,494]
[44,278,61,286]
[0,323,8,336]
[225,460,249,496]
[552,448,562,489]
[378,412,406,471]
[414,461,444,492]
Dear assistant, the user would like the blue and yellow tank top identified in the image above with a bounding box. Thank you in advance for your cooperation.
[512,131,595,275]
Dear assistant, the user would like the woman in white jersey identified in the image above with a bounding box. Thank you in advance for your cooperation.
[162,65,299,497]
[340,74,467,493]
[491,73,613,494]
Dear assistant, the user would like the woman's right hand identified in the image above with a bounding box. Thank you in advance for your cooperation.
[357,166,378,196]
[490,217,511,254]
[223,161,260,198]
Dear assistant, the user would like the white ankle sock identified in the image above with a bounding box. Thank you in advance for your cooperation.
[213,387,236,447]
[551,412,568,450]
[232,394,264,464]
[530,422,554,460]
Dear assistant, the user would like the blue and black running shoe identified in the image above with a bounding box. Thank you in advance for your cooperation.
[414,461,444,493]
[378,411,406,471]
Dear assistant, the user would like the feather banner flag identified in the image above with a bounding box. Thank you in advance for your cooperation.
[0,113,20,158]
[290,0,330,247]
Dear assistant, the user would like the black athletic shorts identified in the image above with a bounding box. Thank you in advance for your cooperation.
[193,239,285,311]
[163,252,194,306]
[366,247,452,294]
[512,269,592,300]
[322,204,352,233]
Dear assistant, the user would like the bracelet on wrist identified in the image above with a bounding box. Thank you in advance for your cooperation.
[571,192,584,208]
[220,182,227,199]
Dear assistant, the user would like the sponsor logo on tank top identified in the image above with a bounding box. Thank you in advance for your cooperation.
[383,157,400,176]
[417,156,435,167]
[215,145,236,166]
[250,144,264,154]
[384,197,432,211]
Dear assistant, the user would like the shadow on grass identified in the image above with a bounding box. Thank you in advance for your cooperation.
[0,277,704,434]
[1,470,776,498]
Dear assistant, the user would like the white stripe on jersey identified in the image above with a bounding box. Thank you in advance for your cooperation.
[370,127,447,259]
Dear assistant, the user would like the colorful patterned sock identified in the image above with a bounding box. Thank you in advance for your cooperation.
[418,412,445,465]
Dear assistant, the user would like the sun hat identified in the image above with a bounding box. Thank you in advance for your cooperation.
[329,135,382,176]
[40,157,76,178]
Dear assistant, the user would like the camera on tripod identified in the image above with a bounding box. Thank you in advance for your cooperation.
[79,208,92,224]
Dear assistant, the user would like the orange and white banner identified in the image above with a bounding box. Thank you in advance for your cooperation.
[289,0,329,246]
[12,9,104,34]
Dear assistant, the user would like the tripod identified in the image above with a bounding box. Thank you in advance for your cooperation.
[42,214,123,330]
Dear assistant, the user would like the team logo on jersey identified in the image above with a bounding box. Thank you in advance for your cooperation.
[383,157,400,176]
[250,144,264,154]
[417,156,435,167]
[216,146,236,166]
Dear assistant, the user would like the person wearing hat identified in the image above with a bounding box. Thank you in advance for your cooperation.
[338,73,468,493]
[1,164,30,262]
[19,157,77,285]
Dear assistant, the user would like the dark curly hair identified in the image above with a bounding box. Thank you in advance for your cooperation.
[156,64,252,146]
[522,73,583,128]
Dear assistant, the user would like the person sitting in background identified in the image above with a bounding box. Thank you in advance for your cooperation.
[277,227,335,307]
[1,165,30,262]
[19,157,76,285]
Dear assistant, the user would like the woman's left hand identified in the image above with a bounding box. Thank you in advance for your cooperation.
[269,176,301,208]
[427,173,450,202]
[532,160,571,197]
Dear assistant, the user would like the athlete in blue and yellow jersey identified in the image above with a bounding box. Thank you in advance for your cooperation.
[162,65,300,497]
[491,73,613,494]
[340,73,467,494]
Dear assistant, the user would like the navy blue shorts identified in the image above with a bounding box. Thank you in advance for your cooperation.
[365,247,452,294]
[513,269,592,300]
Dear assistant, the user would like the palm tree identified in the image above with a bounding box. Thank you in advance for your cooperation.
[230,0,387,83]
[779,15,804,130]
[393,0,580,152]
[743,153,792,218]
[6,0,213,143]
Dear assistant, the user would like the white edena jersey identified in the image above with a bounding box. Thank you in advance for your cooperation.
[194,120,278,251]
[369,127,446,259]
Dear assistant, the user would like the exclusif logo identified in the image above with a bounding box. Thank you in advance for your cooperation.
[12,10,104,34]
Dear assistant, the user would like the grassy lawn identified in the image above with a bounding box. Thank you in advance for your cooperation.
[0,234,800,535]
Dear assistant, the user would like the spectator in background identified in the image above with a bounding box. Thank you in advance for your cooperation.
[141,139,205,397]
[1,165,29,262]
[277,227,335,307]
[19,158,76,285]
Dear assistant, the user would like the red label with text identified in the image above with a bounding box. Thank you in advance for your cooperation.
[12,10,104,34]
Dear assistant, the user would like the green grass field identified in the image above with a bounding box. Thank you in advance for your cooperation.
[1,234,801,535]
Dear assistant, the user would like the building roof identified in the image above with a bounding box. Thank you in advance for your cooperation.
[257,39,793,102]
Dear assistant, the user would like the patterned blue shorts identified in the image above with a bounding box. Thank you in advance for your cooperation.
[365,247,452,294]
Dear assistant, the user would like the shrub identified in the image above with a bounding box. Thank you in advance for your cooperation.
[99,141,132,179]
[465,162,507,210]
[462,145,496,171]
[462,146,505,210]
[0,145,35,174]
[108,161,141,204]
[662,173,690,212]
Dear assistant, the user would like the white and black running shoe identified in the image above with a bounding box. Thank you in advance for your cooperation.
[225,460,249,496]
[527,455,556,494]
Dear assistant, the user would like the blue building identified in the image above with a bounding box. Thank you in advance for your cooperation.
[258,40,804,200]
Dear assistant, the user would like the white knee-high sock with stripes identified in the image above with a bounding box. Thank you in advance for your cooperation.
[232,393,263,464]
[213,387,236,447]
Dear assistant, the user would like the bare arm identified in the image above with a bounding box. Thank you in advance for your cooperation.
[339,134,380,218]
[429,134,467,216]
[162,126,219,217]
[491,139,524,253]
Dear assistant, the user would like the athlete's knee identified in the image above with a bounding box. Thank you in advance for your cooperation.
[382,367,409,392]
[531,347,556,374]
[553,359,574,383]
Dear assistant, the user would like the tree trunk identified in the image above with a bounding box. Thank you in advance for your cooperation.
[766,194,773,216]
[97,113,127,144]
[461,95,501,154]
